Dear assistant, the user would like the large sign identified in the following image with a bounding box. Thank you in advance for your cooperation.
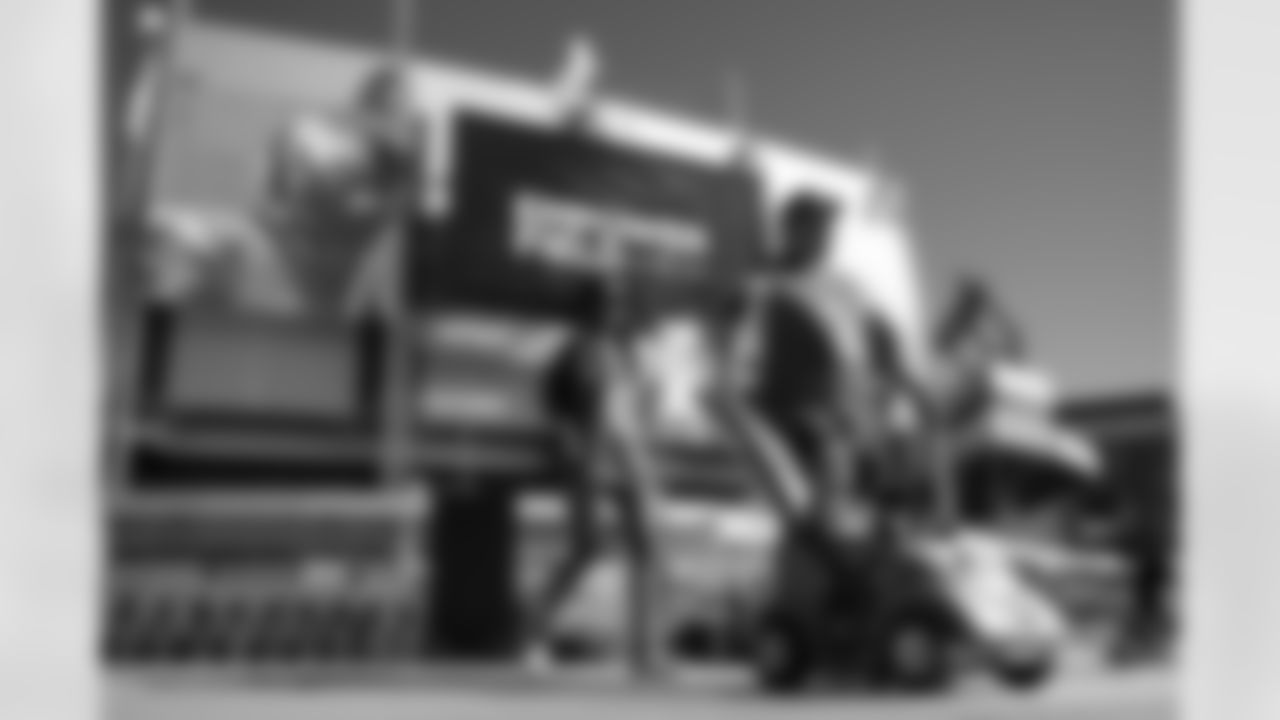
[410,116,765,442]
[137,83,396,422]
[147,84,397,323]
[417,114,768,321]
[412,311,723,444]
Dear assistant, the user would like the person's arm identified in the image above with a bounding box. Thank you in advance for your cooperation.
[706,296,818,522]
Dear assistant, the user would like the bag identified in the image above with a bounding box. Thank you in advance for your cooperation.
[541,334,604,429]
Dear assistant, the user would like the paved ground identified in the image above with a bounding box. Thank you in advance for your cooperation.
[109,661,1175,720]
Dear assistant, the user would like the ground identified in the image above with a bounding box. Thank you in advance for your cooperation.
[108,661,1174,720]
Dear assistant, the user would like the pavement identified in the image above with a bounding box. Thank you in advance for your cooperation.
[108,658,1175,720]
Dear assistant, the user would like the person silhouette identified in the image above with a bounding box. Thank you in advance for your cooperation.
[521,277,670,679]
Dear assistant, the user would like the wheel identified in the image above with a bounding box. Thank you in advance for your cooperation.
[878,614,958,693]
[752,618,812,693]
[674,623,715,660]
[550,630,602,662]
[994,653,1055,691]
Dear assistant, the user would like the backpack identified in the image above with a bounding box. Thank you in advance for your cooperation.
[541,332,605,430]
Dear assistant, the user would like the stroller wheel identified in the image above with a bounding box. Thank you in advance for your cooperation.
[753,618,812,693]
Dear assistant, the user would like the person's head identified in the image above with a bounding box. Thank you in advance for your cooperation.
[774,190,839,273]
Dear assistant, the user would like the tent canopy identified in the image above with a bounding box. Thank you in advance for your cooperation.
[964,407,1103,480]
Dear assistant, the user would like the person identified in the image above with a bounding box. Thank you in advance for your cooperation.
[708,196,928,675]
[146,63,424,319]
[267,64,420,222]
[260,62,423,318]
[737,191,884,526]
[521,277,670,680]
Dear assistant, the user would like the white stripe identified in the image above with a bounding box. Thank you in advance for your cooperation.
[971,408,1104,477]
[987,362,1060,410]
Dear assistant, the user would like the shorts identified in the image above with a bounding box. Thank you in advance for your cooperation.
[550,425,629,494]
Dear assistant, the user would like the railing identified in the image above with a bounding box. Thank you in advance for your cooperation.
[106,567,422,664]
[106,484,769,664]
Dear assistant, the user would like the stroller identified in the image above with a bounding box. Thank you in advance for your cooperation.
[716,397,1066,694]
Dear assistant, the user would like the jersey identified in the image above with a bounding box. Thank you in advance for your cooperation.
[261,111,419,317]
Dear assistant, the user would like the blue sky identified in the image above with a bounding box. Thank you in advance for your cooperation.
[109,0,1176,397]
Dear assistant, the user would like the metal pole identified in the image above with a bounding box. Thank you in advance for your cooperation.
[929,400,958,529]
[375,0,425,608]
[121,0,193,216]
[920,338,963,529]
[109,0,195,499]
[389,0,417,66]
[724,70,752,167]
[377,1,412,469]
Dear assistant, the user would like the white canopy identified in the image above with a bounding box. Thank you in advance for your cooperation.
[965,406,1103,479]
[986,362,1060,411]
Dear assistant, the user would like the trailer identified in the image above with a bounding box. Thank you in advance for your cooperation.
[107,7,931,665]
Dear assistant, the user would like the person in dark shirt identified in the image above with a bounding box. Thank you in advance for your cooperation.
[521,277,669,679]
[744,191,883,525]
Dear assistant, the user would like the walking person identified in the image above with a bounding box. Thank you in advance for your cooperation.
[707,189,927,678]
[521,277,671,680]
[728,190,883,525]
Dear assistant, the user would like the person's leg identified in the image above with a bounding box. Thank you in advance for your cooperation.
[521,463,601,668]
[1131,544,1166,652]
[615,481,670,679]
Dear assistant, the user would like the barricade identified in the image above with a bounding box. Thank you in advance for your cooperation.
[106,490,424,664]
[106,568,422,664]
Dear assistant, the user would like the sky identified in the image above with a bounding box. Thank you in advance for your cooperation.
[107,0,1177,397]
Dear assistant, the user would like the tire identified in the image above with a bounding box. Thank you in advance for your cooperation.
[878,614,958,693]
[753,618,812,693]
[994,654,1055,691]
[674,623,715,660]
[550,631,601,662]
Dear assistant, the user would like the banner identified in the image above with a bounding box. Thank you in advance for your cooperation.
[139,79,386,421]
[146,79,399,322]
[417,114,768,322]
[413,311,724,444]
